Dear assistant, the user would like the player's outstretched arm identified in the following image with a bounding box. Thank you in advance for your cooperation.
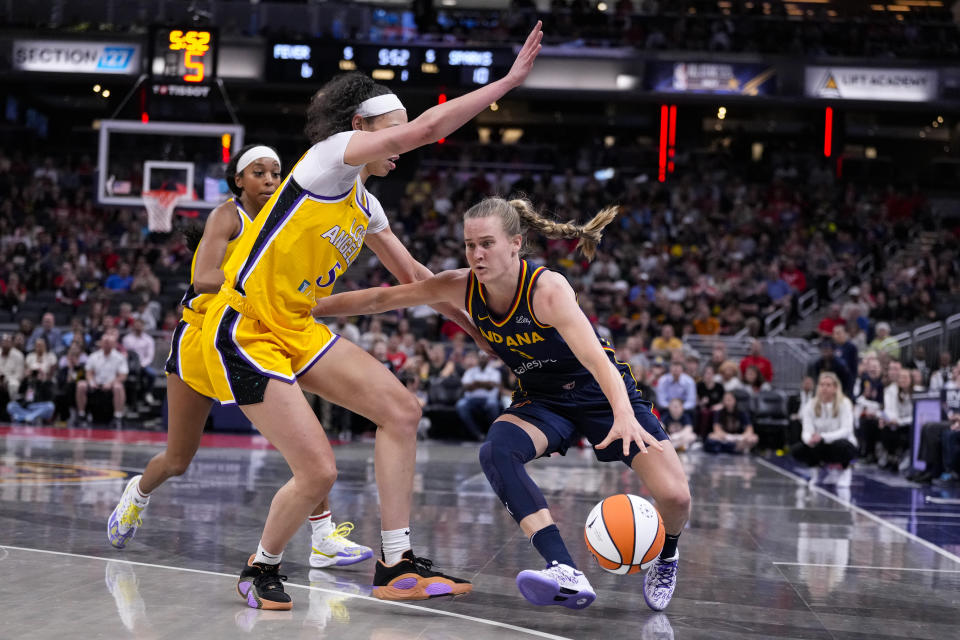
[531,271,664,456]
[366,228,493,353]
[192,201,242,293]
[343,21,542,167]
[312,269,469,319]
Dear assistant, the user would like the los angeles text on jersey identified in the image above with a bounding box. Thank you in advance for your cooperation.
[320,217,367,266]
[478,328,545,347]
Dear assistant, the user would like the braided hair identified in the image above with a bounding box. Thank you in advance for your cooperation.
[464,196,619,261]
[304,72,394,144]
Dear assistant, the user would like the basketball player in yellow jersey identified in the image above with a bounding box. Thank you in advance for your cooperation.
[199,23,543,610]
[107,145,372,570]
[311,197,691,612]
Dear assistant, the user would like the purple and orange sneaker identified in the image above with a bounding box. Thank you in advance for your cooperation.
[237,554,292,611]
[309,522,374,568]
[372,550,472,601]
[516,561,596,610]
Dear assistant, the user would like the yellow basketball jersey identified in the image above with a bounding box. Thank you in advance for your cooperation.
[180,198,254,319]
[220,171,375,337]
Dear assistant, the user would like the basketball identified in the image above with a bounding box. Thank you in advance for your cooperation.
[584,494,665,574]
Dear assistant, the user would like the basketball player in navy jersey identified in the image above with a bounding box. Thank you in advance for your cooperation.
[311,197,691,612]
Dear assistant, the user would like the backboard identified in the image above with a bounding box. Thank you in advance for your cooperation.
[96,119,245,209]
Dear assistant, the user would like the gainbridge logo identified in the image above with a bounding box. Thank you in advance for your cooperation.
[0,460,128,484]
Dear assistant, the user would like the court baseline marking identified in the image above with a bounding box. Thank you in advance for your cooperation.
[755,457,960,566]
[772,561,960,573]
[0,544,572,640]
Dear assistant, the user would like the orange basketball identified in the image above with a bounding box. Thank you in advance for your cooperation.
[584,494,665,574]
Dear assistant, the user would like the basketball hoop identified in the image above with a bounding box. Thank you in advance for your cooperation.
[143,184,189,232]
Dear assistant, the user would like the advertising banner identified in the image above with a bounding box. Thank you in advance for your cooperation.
[12,40,141,75]
[805,66,938,102]
[646,61,776,95]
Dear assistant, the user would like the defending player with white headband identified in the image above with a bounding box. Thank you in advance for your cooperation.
[236,146,282,174]
[355,93,406,119]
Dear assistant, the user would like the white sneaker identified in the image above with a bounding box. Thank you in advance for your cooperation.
[516,561,596,609]
[836,467,852,488]
[643,554,679,611]
[107,475,148,549]
[309,522,374,568]
[304,569,363,630]
[105,561,147,632]
[641,613,676,640]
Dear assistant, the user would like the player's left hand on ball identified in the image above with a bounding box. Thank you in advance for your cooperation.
[596,415,664,456]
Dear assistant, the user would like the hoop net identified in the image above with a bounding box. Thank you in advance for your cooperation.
[143,184,189,232]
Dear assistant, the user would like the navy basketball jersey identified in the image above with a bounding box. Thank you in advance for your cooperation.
[466,260,633,395]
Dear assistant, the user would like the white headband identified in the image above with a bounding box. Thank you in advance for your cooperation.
[356,93,406,118]
[236,146,281,173]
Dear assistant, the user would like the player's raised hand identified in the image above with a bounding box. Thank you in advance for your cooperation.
[505,21,543,88]
[595,414,665,457]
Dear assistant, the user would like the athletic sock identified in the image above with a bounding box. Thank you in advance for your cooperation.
[660,532,680,561]
[530,524,576,569]
[309,511,334,539]
[254,542,282,566]
[131,477,150,506]
[381,527,411,565]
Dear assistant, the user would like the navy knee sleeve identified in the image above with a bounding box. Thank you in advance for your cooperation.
[478,421,548,524]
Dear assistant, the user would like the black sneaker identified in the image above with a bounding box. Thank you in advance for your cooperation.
[372,550,472,601]
[906,471,933,484]
[237,554,292,610]
[933,473,960,488]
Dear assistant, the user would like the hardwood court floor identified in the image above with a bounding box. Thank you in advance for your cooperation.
[1,426,959,639]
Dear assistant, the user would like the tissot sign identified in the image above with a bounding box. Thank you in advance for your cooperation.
[805,66,938,102]
[12,40,141,74]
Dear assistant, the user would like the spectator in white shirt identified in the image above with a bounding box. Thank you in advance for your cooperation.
[880,368,914,471]
[123,318,158,402]
[791,372,858,486]
[122,319,155,371]
[455,351,502,440]
[717,360,744,392]
[929,351,955,392]
[77,334,128,426]
[25,338,57,381]
[0,333,25,398]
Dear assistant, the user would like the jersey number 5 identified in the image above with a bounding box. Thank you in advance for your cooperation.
[316,262,342,288]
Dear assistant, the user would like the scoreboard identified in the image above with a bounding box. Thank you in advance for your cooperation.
[268,41,513,88]
[150,27,219,83]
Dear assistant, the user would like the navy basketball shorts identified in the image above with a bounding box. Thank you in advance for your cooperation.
[504,377,669,466]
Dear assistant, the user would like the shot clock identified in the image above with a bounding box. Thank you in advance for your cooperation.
[151,27,219,83]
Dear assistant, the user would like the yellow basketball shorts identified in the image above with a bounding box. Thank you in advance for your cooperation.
[201,297,340,406]
[164,318,217,400]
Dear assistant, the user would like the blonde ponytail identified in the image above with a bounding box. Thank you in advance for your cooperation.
[463,196,618,261]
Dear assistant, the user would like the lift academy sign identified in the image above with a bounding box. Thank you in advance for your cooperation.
[805,66,938,102]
